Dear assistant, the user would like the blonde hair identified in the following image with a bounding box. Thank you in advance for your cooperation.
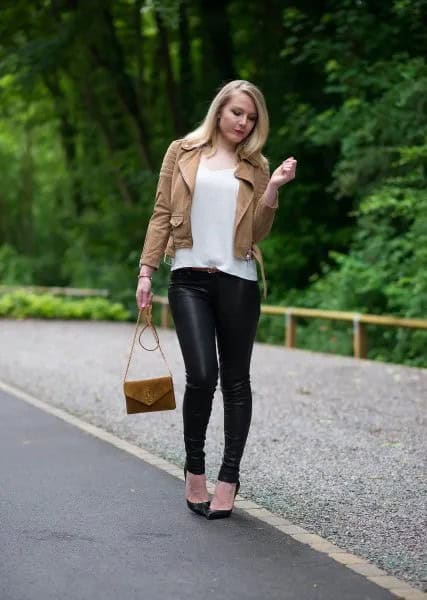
[184,80,270,168]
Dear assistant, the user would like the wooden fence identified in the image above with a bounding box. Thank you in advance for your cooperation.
[1,286,425,359]
[152,294,427,359]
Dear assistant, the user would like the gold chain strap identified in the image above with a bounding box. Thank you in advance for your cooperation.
[123,306,172,382]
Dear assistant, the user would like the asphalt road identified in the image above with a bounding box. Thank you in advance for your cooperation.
[0,387,399,600]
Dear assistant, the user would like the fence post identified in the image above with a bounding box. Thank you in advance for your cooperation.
[285,311,296,348]
[353,315,367,358]
[161,304,169,329]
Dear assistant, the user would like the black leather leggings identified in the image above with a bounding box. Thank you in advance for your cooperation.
[168,268,260,483]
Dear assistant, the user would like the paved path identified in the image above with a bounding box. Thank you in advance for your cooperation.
[0,318,425,594]
[0,387,399,600]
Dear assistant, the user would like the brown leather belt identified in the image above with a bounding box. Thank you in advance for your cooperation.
[178,248,268,300]
[189,267,220,273]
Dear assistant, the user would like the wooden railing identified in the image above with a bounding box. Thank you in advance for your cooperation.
[2,287,425,359]
[152,294,427,359]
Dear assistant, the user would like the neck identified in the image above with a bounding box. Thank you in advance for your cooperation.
[216,131,237,154]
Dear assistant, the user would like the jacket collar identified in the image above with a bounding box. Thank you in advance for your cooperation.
[180,139,258,166]
[178,141,256,195]
[180,140,200,151]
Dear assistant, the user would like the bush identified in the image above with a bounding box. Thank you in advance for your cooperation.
[0,291,130,321]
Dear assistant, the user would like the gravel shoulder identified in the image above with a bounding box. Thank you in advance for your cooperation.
[1,318,426,591]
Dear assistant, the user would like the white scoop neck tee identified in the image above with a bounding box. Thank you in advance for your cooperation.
[171,164,257,281]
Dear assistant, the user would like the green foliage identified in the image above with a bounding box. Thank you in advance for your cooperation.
[259,2,427,367]
[0,291,130,321]
[291,50,427,366]
[0,244,33,284]
[0,0,426,365]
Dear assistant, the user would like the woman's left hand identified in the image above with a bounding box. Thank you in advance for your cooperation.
[270,156,297,189]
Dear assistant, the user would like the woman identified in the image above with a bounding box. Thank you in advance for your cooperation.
[136,80,296,519]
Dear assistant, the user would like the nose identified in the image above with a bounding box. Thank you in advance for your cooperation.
[239,115,247,127]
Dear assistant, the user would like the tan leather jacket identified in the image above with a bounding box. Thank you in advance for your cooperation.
[140,138,278,296]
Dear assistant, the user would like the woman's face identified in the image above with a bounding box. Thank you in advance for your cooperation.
[217,91,257,148]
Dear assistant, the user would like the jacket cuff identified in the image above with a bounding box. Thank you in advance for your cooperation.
[139,253,161,270]
[261,189,279,210]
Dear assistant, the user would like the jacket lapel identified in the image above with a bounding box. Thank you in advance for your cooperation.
[177,146,202,197]
[234,160,255,230]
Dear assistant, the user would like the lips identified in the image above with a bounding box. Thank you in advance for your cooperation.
[234,129,245,135]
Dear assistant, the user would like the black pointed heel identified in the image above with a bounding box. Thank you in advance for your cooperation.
[206,480,240,520]
[184,466,210,516]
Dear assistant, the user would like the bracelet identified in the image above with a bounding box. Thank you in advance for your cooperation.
[138,274,152,280]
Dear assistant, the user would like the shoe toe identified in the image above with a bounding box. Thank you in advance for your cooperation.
[206,508,232,520]
[187,500,210,516]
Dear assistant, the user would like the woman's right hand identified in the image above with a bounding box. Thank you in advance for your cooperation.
[136,276,153,310]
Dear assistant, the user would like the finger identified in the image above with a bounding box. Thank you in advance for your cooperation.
[140,290,149,309]
[282,162,297,174]
[143,295,152,308]
[145,290,154,306]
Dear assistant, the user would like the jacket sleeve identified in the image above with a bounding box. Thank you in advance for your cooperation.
[139,140,180,269]
[252,161,279,243]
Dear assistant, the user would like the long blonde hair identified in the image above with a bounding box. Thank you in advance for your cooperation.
[184,80,270,168]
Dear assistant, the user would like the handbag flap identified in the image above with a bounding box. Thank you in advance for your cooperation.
[123,376,173,407]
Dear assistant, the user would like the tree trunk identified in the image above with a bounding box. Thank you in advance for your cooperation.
[179,1,193,133]
[200,0,236,82]
[154,9,182,136]
[43,73,84,216]
[133,0,145,107]
[82,82,136,206]
[81,1,154,169]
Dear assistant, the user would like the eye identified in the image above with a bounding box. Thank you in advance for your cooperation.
[232,110,241,116]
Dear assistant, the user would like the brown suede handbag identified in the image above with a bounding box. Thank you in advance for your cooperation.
[123,306,176,414]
